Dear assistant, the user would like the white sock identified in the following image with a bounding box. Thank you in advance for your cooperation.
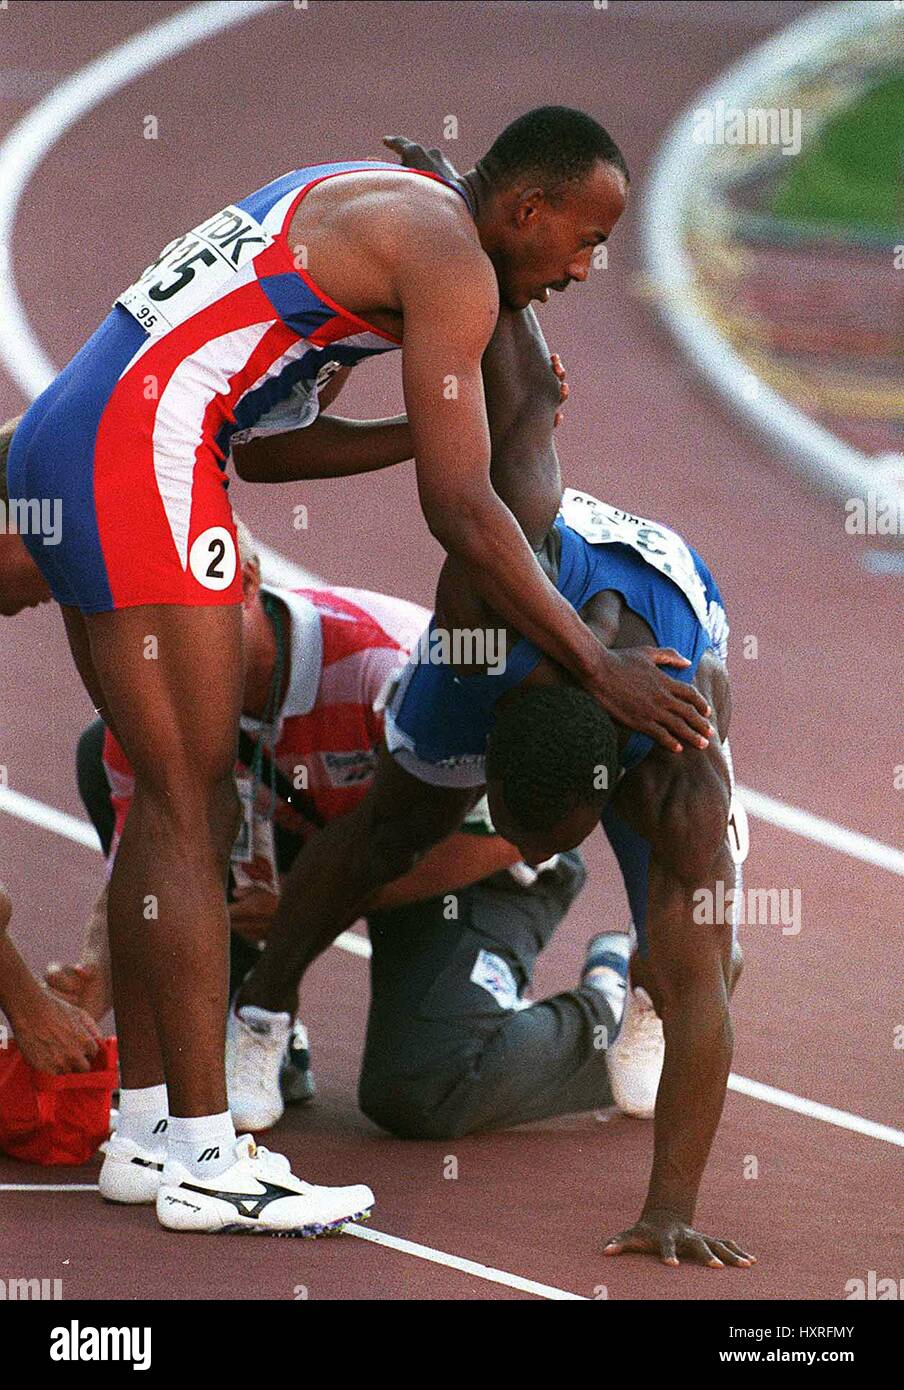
[116,1084,169,1152]
[167,1112,237,1180]
[583,933,631,1038]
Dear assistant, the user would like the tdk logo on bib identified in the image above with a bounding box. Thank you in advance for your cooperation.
[115,204,272,338]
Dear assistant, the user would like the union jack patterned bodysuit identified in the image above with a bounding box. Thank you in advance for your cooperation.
[8,162,465,612]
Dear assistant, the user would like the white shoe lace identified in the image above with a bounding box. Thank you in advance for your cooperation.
[236,1137,324,1195]
[238,1137,290,1176]
[231,1012,289,1102]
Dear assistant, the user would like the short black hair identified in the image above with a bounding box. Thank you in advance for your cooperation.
[480,106,629,198]
[486,685,619,834]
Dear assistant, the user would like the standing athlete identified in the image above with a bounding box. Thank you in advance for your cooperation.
[6,107,709,1236]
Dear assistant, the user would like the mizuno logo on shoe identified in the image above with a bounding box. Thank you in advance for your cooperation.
[177,1178,299,1220]
[197,1147,220,1162]
[152,1119,168,1135]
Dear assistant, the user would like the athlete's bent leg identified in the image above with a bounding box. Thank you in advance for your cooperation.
[237,745,474,1015]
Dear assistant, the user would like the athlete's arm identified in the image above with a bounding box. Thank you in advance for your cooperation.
[368,830,521,909]
[0,884,102,1072]
[602,746,755,1268]
[233,412,414,483]
[386,140,711,753]
[399,235,620,695]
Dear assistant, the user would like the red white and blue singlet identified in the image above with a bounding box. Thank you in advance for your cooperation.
[8,162,464,612]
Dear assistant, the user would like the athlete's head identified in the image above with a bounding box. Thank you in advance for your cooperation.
[476,106,628,310]
[485,685,618,865]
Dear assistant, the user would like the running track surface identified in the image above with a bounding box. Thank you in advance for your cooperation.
[0,1,900,1301]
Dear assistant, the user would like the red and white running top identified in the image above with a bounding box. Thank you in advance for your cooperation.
[102,584,430,861]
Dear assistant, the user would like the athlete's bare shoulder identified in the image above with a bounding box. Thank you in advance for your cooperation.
[289,166,494,329]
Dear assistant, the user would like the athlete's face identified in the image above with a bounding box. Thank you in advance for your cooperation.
[493,160,627,311]
[486,776,600,867]
[0,534,51,616]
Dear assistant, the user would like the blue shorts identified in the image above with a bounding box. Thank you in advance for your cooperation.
[385,517,728,788]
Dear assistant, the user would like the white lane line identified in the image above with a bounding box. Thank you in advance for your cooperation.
[0,0,282,400]
[738,785,904,877]
[0,783,369,959]
[3,786,903,1149]
[0,1181,584,1299]
[0,1183,100,1192]
[344,1225,586,1300]
[0,785,100,849]
[727,1077,904,1148]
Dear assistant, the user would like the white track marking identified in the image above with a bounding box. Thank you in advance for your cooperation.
[0,1181,585,1299]
[0,785,100,849]
[641,2,903,531]
[334,929,372,959]
[345,1225,586,1300]
[0,1183,100,1192]
[738,786,904,877]
[726,1076,904,1148]
[0,0,282,400]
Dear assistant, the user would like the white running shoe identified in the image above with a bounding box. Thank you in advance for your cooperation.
[156,1135,374,1236]
[226,1002,291,1132]
[605,987,664,1119]
[280,1020,316,1106]
[98,1134,165,1204]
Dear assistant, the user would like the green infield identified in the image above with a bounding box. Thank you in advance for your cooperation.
[768,74,904,237]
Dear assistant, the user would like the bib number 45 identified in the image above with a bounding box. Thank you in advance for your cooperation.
[115,204,272,337]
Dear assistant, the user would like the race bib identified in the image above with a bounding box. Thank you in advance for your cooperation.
[232,776,280,897]
[115,204,273,338]
[558,488,712,636]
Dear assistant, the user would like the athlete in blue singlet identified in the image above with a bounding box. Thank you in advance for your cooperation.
[230,134,756,1272]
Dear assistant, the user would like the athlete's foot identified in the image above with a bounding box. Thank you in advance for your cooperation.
[156,1135,374,1236]
[280,1020,315,1106]
[605,986,665,1119]
[98,1134,165,1204]
[226,1000,291,1132]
